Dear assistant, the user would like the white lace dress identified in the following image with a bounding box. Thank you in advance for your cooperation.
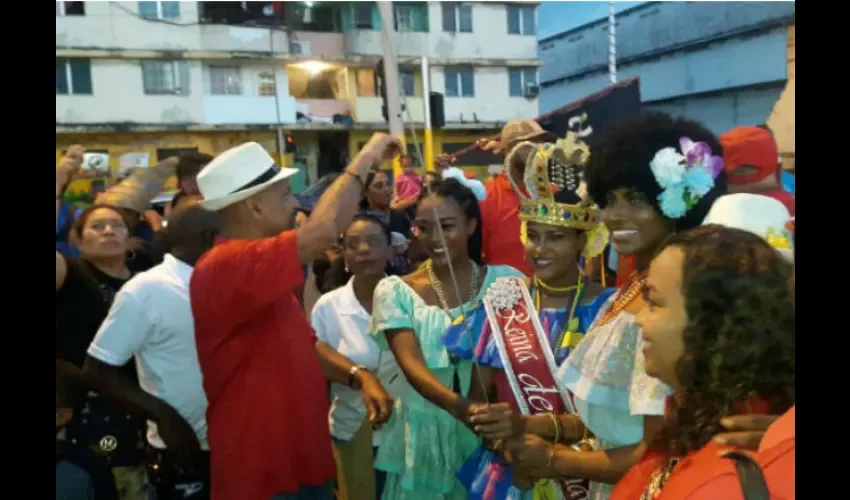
[557,294,673,500]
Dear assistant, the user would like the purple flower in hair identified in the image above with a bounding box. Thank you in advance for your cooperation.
[680,137,724,178]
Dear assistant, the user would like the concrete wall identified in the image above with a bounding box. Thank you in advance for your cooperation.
[56,59,205,124]
[201,62,297,125]
[58,58,300,125]
[292,31,347,59]
[57,2,541,128]
[56,2,290,54]
[343,2,538,60]
[430,67,539,123]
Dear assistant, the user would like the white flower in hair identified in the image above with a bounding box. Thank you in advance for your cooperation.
[650,147,686,189]
[442,167,487,201]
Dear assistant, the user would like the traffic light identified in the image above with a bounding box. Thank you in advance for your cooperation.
[284,134,297,154]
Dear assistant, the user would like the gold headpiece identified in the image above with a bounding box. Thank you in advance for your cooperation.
[506,139,608,258]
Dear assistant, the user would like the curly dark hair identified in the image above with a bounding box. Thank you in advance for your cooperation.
[653,225,795,458]
[418,177,484,265]
[585,112,727,232]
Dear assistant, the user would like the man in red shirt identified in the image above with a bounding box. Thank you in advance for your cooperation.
[720,125,795,216]
[191,134,400,500]
[479,119,555,276]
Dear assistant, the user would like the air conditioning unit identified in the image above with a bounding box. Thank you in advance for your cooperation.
[290,40,312,56]
[524,82,540,99]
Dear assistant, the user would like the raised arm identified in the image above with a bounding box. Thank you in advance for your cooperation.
[56,146,83,291]
[296,133,404,264]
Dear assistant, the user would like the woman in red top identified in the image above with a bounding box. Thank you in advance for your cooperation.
[611,225,795,499]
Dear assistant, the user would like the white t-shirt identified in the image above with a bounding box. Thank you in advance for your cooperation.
[88,254,208,450]
[311,278,404,444]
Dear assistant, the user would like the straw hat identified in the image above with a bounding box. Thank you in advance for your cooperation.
[481,119,556,154]
[196,142,298,211]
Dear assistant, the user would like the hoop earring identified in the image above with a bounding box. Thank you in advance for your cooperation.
[344,262,350,273]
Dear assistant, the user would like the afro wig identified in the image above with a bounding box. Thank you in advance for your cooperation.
[586,112,728,232]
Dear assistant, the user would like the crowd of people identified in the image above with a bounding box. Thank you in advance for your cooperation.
[56,113,795,500]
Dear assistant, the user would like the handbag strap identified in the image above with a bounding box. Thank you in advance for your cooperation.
[721,450,770,500]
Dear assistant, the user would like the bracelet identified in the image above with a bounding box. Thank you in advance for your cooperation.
[348,364,367,389]
[343,170,365,191]
[546,444,557,468]
[547,412,562,443]
[562,414,585,443]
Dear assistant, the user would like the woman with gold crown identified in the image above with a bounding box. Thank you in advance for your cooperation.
[441,138,614,499]
[475,113,728,500]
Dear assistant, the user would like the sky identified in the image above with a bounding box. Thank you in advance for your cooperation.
[538,1,646,40]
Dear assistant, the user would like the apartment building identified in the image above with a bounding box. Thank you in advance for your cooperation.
[56,1,541,196]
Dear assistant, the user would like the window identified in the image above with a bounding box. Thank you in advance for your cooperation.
[258,72,276,96]
[138,1,181,20]
[157,148,199,162]
[509,67,537,97]
[209,66,242,95]
[445,67,474,97]
[56,58,93,95]
[395,5,413,31]
[353,3,374,29]
[442,3,472,33]
[56,1,85,16]
[507,5,535,35]
[356,69,376,97]
[400,70,415,97]
[141,60,190,95]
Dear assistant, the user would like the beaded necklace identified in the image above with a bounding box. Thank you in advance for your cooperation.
[596,269,648,327]
[640,457,680,500]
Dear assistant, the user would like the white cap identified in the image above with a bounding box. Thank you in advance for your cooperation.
[702,193,793,262]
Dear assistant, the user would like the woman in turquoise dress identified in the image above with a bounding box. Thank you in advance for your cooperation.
[497,113,729,500]
[443,141,615,499]
[369,177,525,499]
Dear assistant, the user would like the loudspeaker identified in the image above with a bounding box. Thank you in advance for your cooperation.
[429,92,445,128]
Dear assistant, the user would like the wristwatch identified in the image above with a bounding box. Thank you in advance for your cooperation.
[348,365,368,389]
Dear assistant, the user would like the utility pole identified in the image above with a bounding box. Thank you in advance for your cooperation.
[377,1,406,178]
[608,1,617,84]
[421,57,434,170]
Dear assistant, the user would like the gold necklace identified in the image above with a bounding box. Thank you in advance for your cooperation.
[535,276,579,294]
[533,275,585,351]
[425,259,480,313]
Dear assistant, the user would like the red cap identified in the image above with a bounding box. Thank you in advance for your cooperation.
[719,126,779,185]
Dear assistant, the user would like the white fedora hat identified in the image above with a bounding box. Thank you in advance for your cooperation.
[197,142,298,211]
[702,193,793,262]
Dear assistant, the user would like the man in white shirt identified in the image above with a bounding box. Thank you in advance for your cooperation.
[84,202,219,500]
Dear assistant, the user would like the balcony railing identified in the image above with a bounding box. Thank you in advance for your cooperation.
[296,99,351,123]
